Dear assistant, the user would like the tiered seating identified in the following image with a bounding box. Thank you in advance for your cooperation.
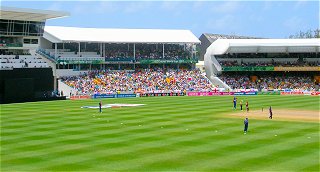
[43,43,195,63]
[61,68,216,95]
[218,60,319,67]
[219,74,318,91]
[0,55,48,69]
[42,49,104,62]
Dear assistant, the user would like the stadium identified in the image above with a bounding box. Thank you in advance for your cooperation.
[1,5,319,171]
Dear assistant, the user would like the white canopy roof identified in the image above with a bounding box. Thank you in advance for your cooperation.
[0,6,69,22]
[206,39,320,55]
[43,26,201,44]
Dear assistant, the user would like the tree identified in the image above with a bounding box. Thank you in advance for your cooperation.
[288,29,320,38]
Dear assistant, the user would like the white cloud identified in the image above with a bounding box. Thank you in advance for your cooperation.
[262,1,273,11]
[71,4,88,15]
[283,16,306,31]
[46,2,62,11]
[293,0,307,10]
[249,14,263,23]
[95,1,118,14]
[161,1,182,11]
[206,15,238,31]
[211,1,241,13]
[192,0,204,10]
[123,1,152,13]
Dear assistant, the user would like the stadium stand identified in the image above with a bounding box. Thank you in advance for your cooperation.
[0,7,69,103]
[61,68,216,95]
[219,73,317,91]
[0,54,48,69]
[204,39,320,92]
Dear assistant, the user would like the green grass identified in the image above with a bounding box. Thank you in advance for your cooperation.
[1,95,319,171]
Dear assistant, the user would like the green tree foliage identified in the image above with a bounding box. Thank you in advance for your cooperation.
[289,29,320,38]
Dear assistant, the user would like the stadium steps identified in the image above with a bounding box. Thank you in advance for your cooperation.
[204,55,231,90]
[58,80,77,98]
[34,51,57,76]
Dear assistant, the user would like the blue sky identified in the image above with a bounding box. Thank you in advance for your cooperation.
[2,0,319,38]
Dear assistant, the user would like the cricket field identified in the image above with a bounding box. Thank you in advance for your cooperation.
[1,95,319,171]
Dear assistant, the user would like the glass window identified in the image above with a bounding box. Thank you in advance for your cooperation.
[13,22,24,33]
[0,20,9,34]
[23,39,30,44]
[29,23,38,34]
[31,39,38,44]
[1,20,45,36]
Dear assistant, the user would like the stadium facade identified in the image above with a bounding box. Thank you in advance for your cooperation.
[204,38,320,91]
[0,7,69,103]
[1,6,319,102]
[198,33,261,61]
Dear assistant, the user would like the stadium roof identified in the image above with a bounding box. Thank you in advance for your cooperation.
[202,33,262,44]
[0,6,69,22]
[206,39,320,55]
[43,26,201,44]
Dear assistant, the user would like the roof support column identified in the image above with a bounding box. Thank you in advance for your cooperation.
[78,42,81,57]
[103,43,106,57]
[162,44,164,59]
[54,43,57,59]
[133,43,136,61]
[62,43,64,50]
[100,43,102,57]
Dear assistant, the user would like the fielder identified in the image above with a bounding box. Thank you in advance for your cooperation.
[244,117,249,134]
[246,101,249,112]
[233,97,237,110]
[99,101,102,113]
[269,106,273,119]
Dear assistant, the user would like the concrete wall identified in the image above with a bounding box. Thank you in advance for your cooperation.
[39,37,53,49]
[198,34,212,61]
[56,69,88,78]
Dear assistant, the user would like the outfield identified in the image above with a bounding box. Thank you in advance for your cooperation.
[1,95,319,171]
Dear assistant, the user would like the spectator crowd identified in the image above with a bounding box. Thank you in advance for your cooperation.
[219,74,318,91]
[219,60,319,67]
[61,68,216,95]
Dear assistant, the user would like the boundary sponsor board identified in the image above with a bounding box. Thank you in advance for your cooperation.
[187,92,234,96]
[93,94,137,99]
[140,92,185,97]
[93,94,116,99]
[187,92,257,96]
[70,95,91,100]
[258,91,281,95]
[116,94,137,98]
[281,91,320,96]
[234,92,257,95]
[280,92,304,95]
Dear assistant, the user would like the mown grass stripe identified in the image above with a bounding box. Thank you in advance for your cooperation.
[1,96,319,171]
